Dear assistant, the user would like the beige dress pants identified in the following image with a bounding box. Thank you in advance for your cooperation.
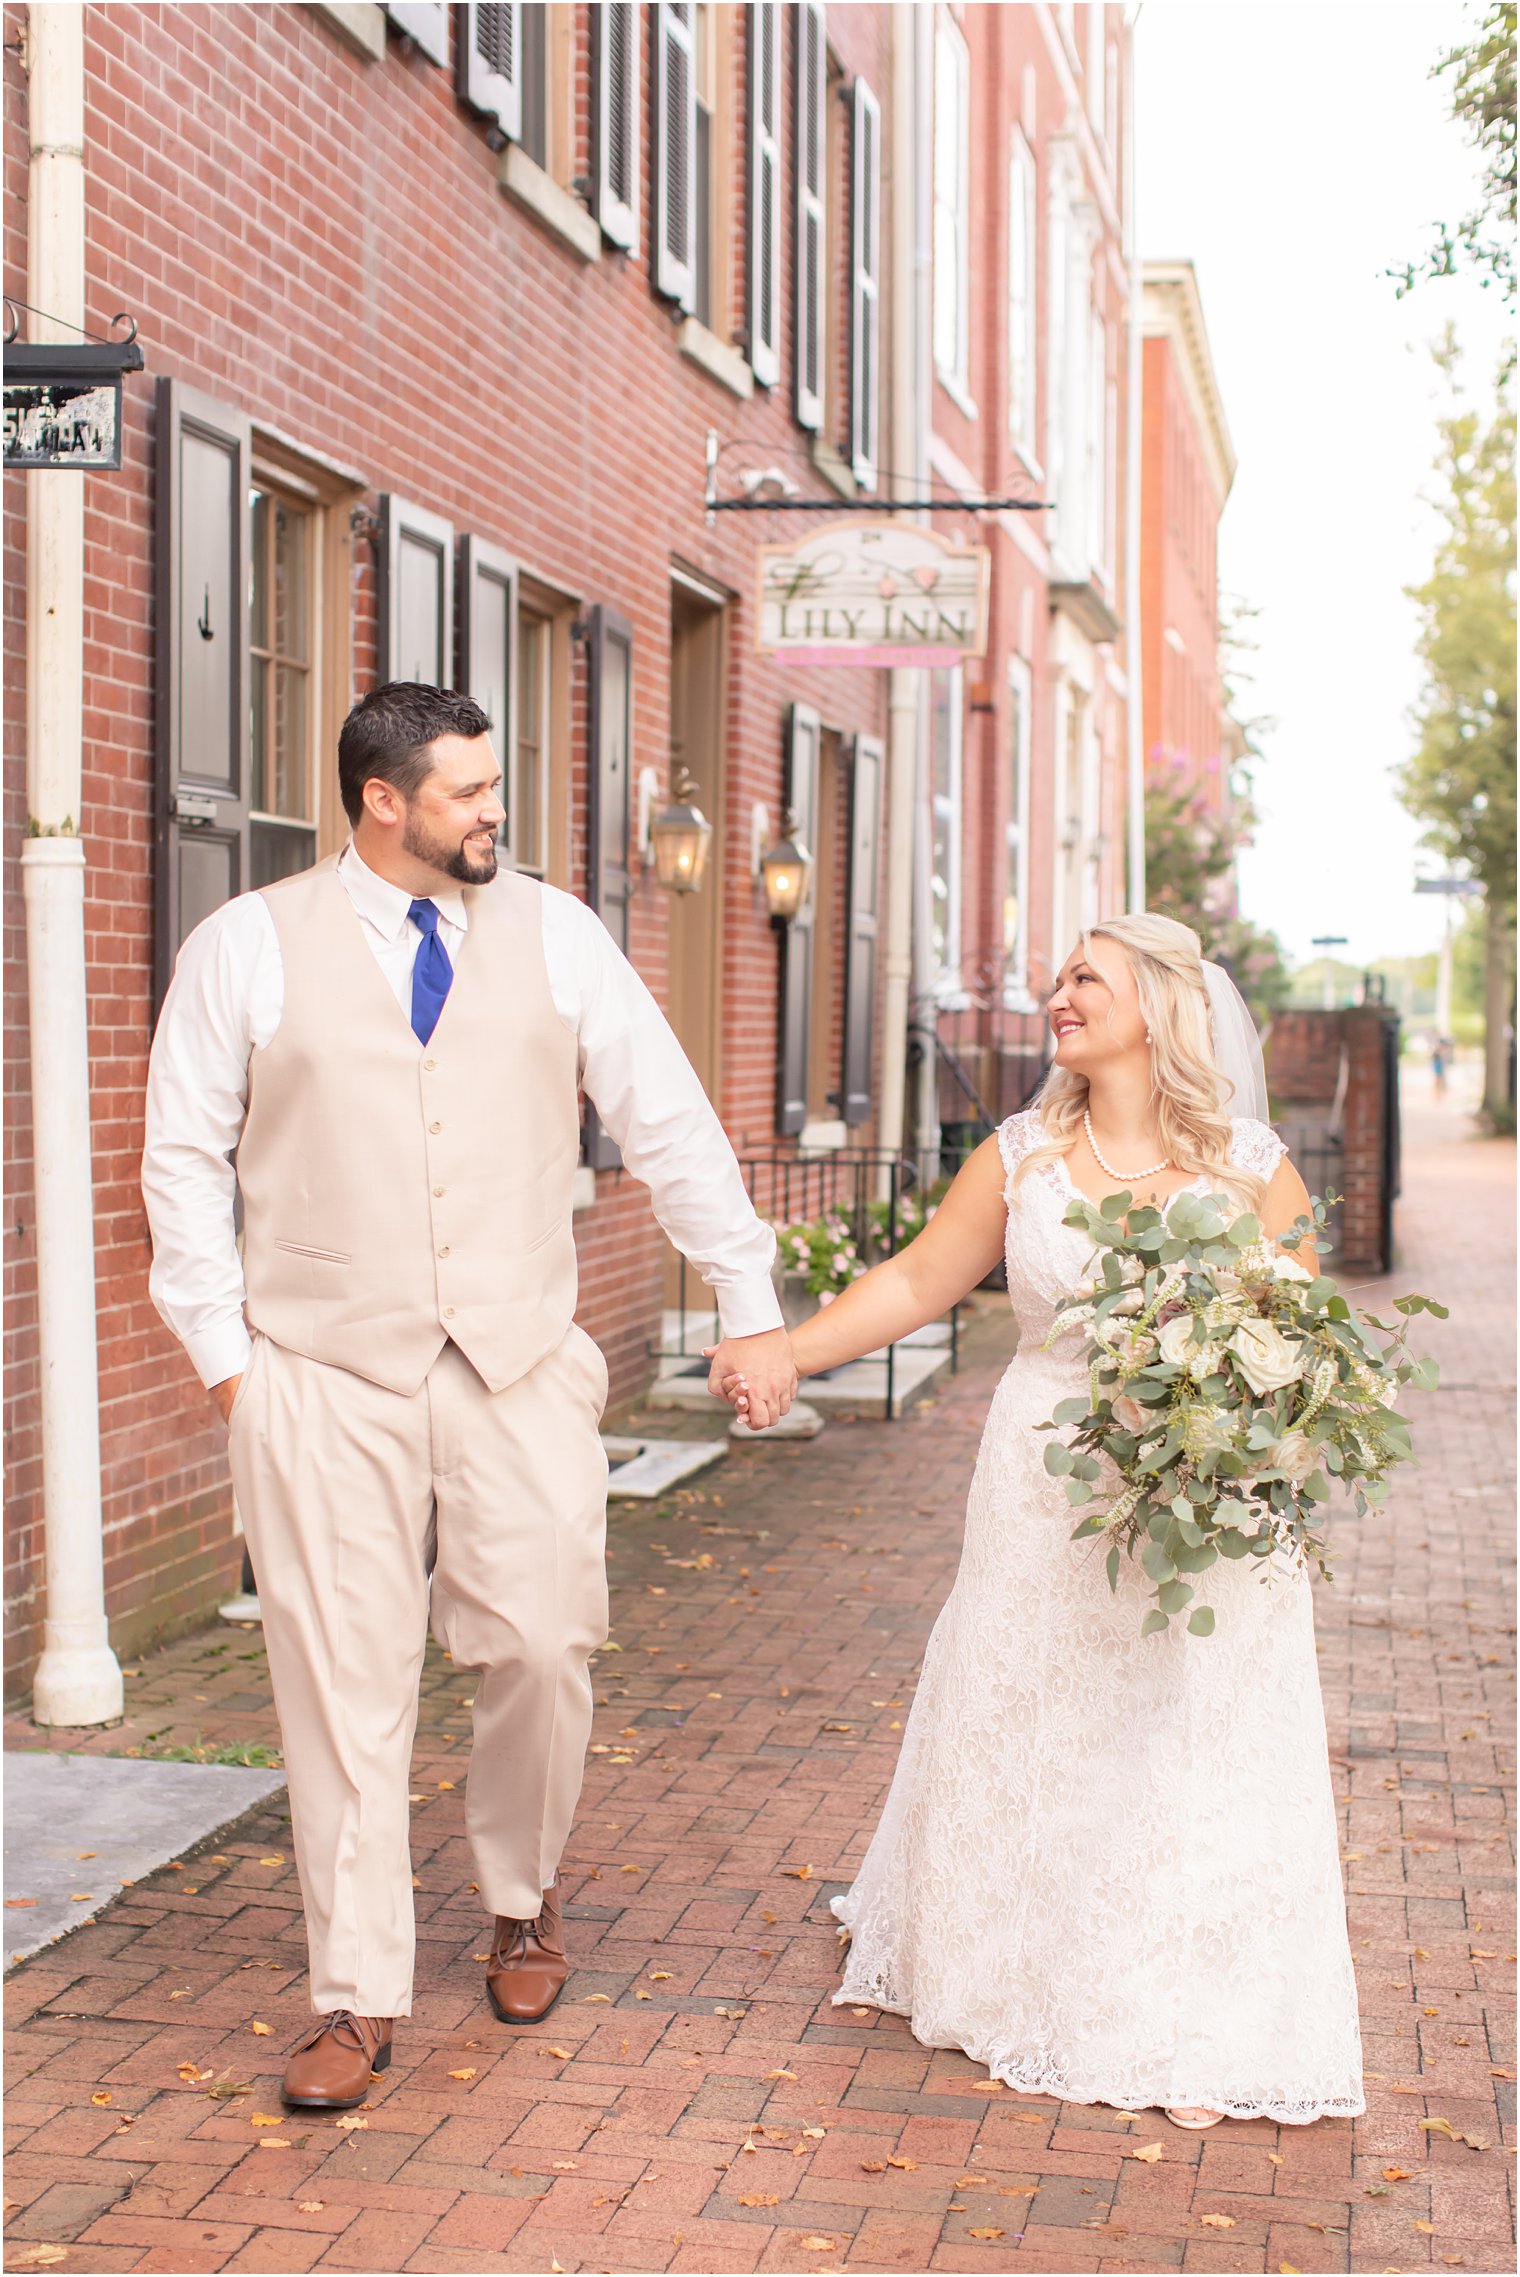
[226,1324,610,2018]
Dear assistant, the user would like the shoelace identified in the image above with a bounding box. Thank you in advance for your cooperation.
[297,2008,374,2054]
[492,1911,554,1962]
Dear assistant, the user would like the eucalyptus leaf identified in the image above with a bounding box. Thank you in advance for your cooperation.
[1187,1606,1216,1637]
[1052,1396,1090,1427]
[1156,1578,1194,1614]
[1105,1544,1122,1593]
[1043,1442,1073,1477]
[1140,1609,1170,1636]
[1141,1541,1176,1583]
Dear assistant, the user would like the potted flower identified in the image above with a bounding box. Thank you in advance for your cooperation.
[771,1211,866,1334]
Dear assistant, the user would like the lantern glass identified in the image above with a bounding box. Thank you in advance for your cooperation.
[761,832,814,921]
[650,799,712,893]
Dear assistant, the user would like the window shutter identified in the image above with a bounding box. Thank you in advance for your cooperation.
[585,604,635,1170]
[650,2,697,311]
[840,732,882,1125]
[747,1,781,384]
[384,2,449,67]
[775,701,821,1136]
[457,2,522,141]
[793,0,826,430]
[378,496,455,686]
[459,532,519,845]
[595,1,640,249]
[848,75,881,488]
[153,377,252,1012]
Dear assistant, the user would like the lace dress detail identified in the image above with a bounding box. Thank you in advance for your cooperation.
[831,1110,1364,2124]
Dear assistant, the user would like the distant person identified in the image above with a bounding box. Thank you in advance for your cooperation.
[1431,1034,1450,1097]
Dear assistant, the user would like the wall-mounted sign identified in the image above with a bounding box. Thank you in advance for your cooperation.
[3,330,143,472]
[757,520,990,667]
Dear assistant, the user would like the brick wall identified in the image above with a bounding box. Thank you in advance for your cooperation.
[1267,1008,1397,1274]
[3,0,896,1697]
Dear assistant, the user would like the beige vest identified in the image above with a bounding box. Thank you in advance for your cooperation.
[238,858,581,1396]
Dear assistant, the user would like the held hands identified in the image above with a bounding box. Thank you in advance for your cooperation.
[701,1327,797,1432]
[210,1373,242,1424]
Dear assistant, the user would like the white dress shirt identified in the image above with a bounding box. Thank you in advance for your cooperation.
[142,845,781,1388]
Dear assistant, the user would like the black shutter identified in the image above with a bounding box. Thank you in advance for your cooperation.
[848,76,880,489]
[747,0,781,384]
[384,2,449,66]
[378,495,455,686]
[775,701,821,1136]
[793,0,825,431]
[650,2,697,310]
[153,377,252,1012]
[594,1,640,248]
[457,2,522,141]
[458,533,518,846]
[841,732,882,1125]
[585,604,635,1170]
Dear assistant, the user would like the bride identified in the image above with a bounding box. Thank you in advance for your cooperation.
[719,914,1364,2128]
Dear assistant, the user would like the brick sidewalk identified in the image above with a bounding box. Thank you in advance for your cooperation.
[5,1091,1514,2277]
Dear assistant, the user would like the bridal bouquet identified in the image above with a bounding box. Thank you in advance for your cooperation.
[1039,1188,1444,1639]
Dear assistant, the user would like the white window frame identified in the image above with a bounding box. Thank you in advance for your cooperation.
[1086,3,1106,137]
[930,663,965,998]
[1008,129,1037,468]
[1087,305,1107,577]
[1004,653,1035,1010]
[932,14,970,397]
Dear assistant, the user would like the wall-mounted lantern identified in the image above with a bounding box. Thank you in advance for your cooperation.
[648,763,713,894]
[760,811,814,923]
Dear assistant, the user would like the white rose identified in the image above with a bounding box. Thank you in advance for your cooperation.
[1229,1317,1306,1398]
[1271,1252,1314,1284]
[1187,1345,1225,1381]
[1158,1316,1199,1368]
[1271,1429,1317,1482]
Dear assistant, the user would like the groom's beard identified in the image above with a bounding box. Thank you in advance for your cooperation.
[402,812,500,885]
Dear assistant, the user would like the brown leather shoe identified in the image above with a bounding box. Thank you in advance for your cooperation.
[281,2010,392,2108]
[487,1884,568,2023]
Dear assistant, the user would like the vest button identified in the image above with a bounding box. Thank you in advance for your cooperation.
[443,1306,456,1319]
[423,1057,436,1072]
[429,1120,442,1134]
[433,1186,445,1198]
[438,1245,451,1258]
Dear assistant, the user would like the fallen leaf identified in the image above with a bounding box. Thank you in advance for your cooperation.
[1383,2166,1414,2181]
[765,2067,798,2079]
[650,1971,673,1982]
[786,1866,815,1881]
[437,1779,454,1790]
[257,2137,292,2149]
[447,2068,477,2080]
[635,1989,652,2000]
[998,2186,1037,2199]
[69,1893,94,1903]
[802,2126,826,2140]
[955,2176,993,2188]
[714,2006,747,2021]
[14,2250,67,2266]
[799,2240,836,2254]
[334,2114,368,2131]
[552,2160,578,2171]
[298,2201,324,2212]
[740,2193,779,2207]
[1129,2142,1163,2162]
[860,2160,886,2172]
[1280,2266,1302,2274]
[582,1993,612,2004]
[176,2061,202,2081]
[1414,2220,1436,2234]
[542,2046,573,2060]
[1490,2067,1516,2080]
[1267,2151,1284,2166]
[251,2112,285,2126]
[4,1897,37,1909]
[250,2021,272,2036]
[1200,2214,1236,2229]
[968,2228,1005,2241]
[258,1856,284,1867]
[886,2154,916,2169]
[550,2259,565,2274]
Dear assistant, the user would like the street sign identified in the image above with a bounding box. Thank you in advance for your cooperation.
[757,520,990,667]
[3,330,143,471]
[1414,876,1483,896]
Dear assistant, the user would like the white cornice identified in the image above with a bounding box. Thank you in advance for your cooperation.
[1141,261,1236,507]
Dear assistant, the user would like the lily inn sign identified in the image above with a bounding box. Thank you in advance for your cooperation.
[756,522,990,668]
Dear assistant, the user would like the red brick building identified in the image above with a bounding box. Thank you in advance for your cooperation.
[4,0,906,1694]
[921,1,1138,1133]
[1139,258,1236,816]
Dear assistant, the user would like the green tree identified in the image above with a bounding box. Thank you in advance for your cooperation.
[1398,346,1517,1127]
[1142,760,1290,1022]
[1392,1,1516,307]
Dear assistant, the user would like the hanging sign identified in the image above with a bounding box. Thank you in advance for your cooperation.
[3,331,143,472]
[757,520,990,667]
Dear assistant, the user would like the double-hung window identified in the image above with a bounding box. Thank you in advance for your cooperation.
[249,485,319,887]
[929,666,964,993]
[1008,130,1037,465]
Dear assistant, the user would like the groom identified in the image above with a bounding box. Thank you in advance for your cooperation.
[142,681,797,2107]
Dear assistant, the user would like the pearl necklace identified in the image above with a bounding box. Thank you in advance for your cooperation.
[1083,1109,1170,1182]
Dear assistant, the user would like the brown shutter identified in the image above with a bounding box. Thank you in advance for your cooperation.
[378,495,455,686]
[849,76,881,489]
[595,1,640,249]
[793,0,826,431]
[841,732,882,1125]
[153,377,252,1011]
[585,604,635,1169]
[457,2,522,142]
[747,0,781,384]
[384,2,449,67]
[775,701,821,1135]
[651,2,697,310]
[459,533,518,847]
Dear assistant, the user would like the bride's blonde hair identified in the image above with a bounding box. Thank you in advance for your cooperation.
[1015,912,1267,1209]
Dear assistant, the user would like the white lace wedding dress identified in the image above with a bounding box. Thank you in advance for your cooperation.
[832,1110,1365,2123]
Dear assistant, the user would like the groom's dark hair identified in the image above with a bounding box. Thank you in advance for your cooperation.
[338,682,493,825]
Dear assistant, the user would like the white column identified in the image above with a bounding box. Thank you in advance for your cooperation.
[1122,15,1145,914]
[24,1,123,1727]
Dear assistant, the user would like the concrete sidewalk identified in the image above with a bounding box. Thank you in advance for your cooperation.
[3,1078,1513,2275]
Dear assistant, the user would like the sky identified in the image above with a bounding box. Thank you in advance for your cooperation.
[1135,0,1512,970]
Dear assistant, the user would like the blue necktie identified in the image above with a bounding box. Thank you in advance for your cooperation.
[408,898,453,1046]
